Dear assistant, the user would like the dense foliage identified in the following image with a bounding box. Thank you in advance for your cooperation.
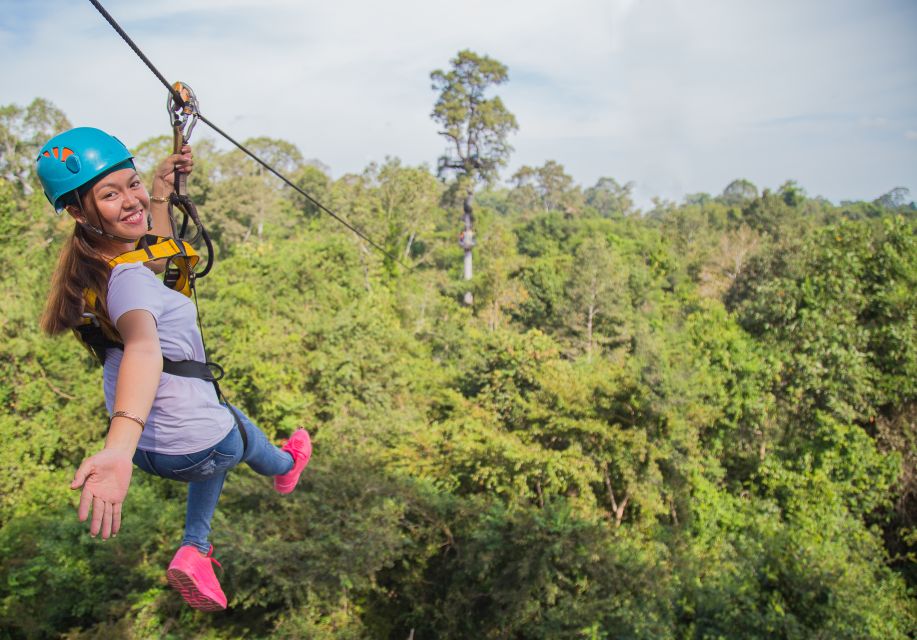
[1,98,915,639]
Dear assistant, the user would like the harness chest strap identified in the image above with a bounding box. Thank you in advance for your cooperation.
[108,234,200,296]
[76,234,216,382]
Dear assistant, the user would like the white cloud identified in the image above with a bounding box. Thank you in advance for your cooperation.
[3,0,916,206]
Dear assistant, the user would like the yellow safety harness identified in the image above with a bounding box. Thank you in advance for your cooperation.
[75,234,217,381]
[109,234,199,295]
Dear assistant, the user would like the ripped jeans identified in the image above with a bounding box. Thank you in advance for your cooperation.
[132,405,294,553]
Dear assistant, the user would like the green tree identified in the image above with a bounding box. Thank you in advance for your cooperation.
[330,158,442,271]
[681,464,914,639]
[511,160,583,215]
[778,179,806,207]
[874,187,913,211]
[563,236,630,358]
[205,137,306,246]
[431,49,518,305]
[720,178,759,205]
[133,134,220,206]
[585,176,636,218]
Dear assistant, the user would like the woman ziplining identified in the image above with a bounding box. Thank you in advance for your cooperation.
[36,126,313,612]
[34,0,399,613]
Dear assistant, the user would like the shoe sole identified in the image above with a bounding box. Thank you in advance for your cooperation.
[166,567,226,611]
[275,482,297,494]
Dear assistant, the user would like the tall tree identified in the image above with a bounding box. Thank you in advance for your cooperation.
[874,186,913,210]
[431,49,518,305]
[564,236,630,358]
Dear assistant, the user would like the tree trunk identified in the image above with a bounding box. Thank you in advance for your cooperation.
[603,464,629,527]
[359,243,372,292]
[462,190,474,306]
[404,230,417,261]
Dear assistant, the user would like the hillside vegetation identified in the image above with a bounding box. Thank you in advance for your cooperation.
[1,98,915,639]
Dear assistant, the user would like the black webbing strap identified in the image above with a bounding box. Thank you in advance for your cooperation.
[161,358,222,381]
[78,325,221,382]
[161,359,248,453]
[79,327,248,453]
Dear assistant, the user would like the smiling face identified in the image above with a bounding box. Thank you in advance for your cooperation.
[66,167,149,255]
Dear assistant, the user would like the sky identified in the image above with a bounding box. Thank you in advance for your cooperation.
[2,0,916,208]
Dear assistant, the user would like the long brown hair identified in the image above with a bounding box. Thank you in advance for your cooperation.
[40,200,117,339]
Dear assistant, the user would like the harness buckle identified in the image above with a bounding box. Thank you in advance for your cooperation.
[206,362,225,382]
[81,312,101,328]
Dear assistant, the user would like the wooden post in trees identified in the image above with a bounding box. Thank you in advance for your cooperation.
[431,50,517,306]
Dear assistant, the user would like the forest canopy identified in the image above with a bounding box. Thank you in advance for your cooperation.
[0,95,915,639]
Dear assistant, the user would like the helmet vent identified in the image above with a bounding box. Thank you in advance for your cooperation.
[43,147,75,162]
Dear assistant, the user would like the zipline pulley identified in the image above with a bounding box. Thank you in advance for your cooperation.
[167,80,199,195]
[161,80,214,284]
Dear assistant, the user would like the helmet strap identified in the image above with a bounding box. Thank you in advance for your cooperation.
[72,199,137,245]
[78,221,137,245]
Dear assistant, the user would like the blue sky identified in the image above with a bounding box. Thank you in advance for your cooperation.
[2,0,915,208]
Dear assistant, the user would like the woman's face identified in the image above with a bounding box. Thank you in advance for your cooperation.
[71,167,150,247]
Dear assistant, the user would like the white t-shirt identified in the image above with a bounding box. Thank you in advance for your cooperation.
[103,262,234,454]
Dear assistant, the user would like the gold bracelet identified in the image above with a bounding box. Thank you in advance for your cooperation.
[150,195,170,203]
[110,410,145,431]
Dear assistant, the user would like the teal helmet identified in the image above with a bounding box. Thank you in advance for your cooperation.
[36,127,135,212]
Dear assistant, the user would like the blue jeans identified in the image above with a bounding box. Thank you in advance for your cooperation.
[132,405,294,553]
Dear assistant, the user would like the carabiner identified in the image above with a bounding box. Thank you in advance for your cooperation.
[166,80,200,198]
[166,81,200,145]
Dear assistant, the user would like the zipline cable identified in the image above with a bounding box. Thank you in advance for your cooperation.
[198,113,402,262]
[86,0,410,269]
[86,0,185,107]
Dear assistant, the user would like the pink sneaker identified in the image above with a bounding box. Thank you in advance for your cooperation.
[166,545,227,611]
[274,428,312,495]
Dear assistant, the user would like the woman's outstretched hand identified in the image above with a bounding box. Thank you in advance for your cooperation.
[71,449,134,539]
